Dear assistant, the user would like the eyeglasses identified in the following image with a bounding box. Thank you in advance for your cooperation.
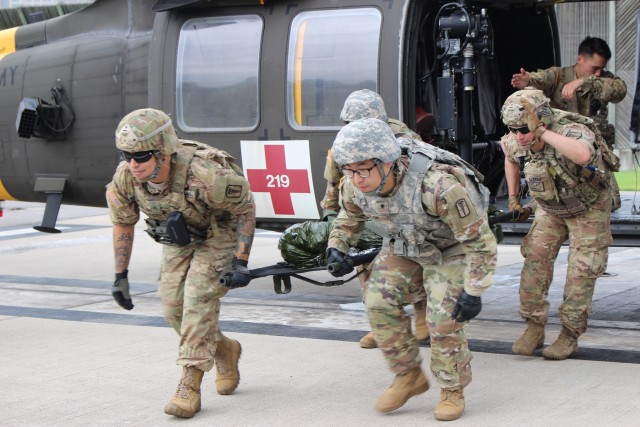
[508,126,531,135]
[121,150,155,163]
[341,164,377,178]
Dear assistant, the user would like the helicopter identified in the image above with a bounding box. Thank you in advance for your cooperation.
[0,0,606,232]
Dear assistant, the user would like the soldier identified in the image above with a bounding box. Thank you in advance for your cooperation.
[326,118,497,420]
[106,108,256,419]
[320,89,429,349]
[511,36,627,210]
[501,88,615,360]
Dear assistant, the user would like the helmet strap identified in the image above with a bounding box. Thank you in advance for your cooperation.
[134,151,163,183]
[363,159,395,197]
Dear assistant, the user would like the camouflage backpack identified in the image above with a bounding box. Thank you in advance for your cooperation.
[552,109,620,172]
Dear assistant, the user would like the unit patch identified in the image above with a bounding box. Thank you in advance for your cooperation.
[225,185,243,199]
[455,199,470,218]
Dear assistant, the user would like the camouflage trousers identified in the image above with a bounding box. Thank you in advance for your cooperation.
[357,261,427,323]
[519,205,611,337]
[364,251,472,389]
[159,229,235,372]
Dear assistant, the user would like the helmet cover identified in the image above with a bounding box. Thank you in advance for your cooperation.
[332,118,400,166]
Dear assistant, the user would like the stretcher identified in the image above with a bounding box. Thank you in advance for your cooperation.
[220,247,380,294]
[220,210,523,294]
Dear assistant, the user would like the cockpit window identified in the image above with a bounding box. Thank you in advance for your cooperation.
[286,8,382,130]
[176,15,262,132]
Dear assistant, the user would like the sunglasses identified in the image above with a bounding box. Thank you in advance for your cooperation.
[508,126,531,135]
[120,150,155,163]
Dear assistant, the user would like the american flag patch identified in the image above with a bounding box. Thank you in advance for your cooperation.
[108,190,123,208]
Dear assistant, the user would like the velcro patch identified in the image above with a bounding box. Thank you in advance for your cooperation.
[566,130,582,139]
[455,199,471,218]
[529,181,545,192]
[225,185,243,198]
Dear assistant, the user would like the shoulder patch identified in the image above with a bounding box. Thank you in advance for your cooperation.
[455,199,471,218]
[225,184,243,199]
[107,190,123,208]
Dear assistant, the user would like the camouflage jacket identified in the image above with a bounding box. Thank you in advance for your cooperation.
[320,119,422,212]
[502,116,611,212]
[106,140,255,237]
[528,65,627,145]
[328,156,497,296]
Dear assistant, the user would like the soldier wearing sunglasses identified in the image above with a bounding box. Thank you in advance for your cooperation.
[105,108,256,419]
[501,88,616,361]
[511,36,627,211]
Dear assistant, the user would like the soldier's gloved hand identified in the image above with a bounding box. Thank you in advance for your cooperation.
[521,98,546,139]
[223,257,252,289]
[326,248,354,277]
[508,195,531,223]
[451,290,482,322]
[112,270,134,310]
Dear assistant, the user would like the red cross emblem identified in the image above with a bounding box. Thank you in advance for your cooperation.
[246,145,311,215]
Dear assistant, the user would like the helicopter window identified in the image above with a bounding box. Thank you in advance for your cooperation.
[286,8,381,130]
[176,15,263,132]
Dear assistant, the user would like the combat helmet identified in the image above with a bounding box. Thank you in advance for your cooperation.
[332,118,400,196]
[332,118,400,166]
[340,89,389,123]
[115,108,180,181]
[501,87,553,128]
[115,108,180,155]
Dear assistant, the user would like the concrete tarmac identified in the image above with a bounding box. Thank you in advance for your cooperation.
[1,201,640,426]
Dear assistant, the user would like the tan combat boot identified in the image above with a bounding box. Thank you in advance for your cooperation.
[434,388,465,421]
[374,367,430,413]
[359,331,378,349]
[164,366,204,418]
[542,327,578,360]
[512,322,545,356]
[413,300,430,341]
[214,336,242,395]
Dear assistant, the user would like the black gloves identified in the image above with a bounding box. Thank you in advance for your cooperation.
[112,270,134,310]
[326,248,354,277]
[222,257,252,289]
[451,290,482,322]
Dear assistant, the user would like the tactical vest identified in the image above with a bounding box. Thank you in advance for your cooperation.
[399,138,491,213]
[523,116,611,218]
[131,141,235,246]
[352,140,490,259]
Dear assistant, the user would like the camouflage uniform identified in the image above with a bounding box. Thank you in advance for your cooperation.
[322,91,428,348]
[527,65,626,209]
[528,66,626,144]
[107,137,255,372]
[502,90,612,339]
[328,137,497,389]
